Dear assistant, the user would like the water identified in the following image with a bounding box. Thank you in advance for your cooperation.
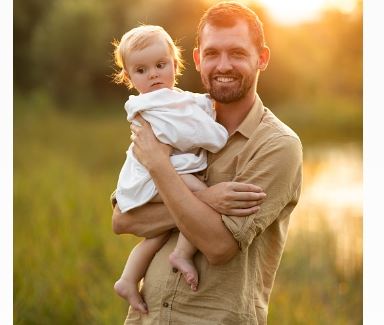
[288,143,363,277]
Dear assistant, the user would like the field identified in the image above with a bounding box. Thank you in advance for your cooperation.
[14,98,362,324]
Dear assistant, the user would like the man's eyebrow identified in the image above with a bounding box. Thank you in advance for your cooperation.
[202,47,217,52]
[203,46,249,52]
[229,46,249,52]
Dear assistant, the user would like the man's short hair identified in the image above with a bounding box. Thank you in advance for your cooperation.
[196,1,266,52]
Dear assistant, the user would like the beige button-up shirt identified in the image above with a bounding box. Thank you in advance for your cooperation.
[122,94,303,324]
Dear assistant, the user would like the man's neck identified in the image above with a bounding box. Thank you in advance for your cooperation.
[215,92,256,135]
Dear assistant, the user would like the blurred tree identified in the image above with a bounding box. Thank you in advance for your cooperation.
[261,4,362,109]
[14,0,362,144]
[319,7,362,99]
[31,0,114,104]
[14,0,55,90]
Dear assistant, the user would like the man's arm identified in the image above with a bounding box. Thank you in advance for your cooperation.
[152,160,239,265]
[112,182,265,236]
[112,202,175,238]
[112,169,240,265]
[131,116,239,265]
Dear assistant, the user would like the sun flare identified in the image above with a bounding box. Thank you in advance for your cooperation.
[252,0,358,24]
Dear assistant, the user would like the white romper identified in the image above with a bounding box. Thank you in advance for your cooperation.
[115,88,228,212]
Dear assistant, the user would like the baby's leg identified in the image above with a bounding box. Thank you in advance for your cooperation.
[169,233,199,291]
[170,174,207,291]
[114,232,170,313]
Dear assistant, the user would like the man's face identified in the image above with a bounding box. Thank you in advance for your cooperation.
[194,21,261,103]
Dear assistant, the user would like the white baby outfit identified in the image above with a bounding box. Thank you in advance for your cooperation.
[115,88,228,212]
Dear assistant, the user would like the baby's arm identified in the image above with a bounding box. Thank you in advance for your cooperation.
[150,174,207,203]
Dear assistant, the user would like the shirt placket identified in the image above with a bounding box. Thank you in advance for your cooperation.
[159,266,182,324]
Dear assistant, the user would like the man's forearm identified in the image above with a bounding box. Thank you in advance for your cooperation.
[112,202,175,238]
[148,159,239,265]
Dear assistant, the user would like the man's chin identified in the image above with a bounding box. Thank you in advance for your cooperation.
[209,87,244,103]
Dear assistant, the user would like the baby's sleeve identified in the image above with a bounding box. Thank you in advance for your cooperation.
[193,93,215,118]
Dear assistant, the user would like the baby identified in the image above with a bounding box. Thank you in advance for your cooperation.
[112,25,228,313]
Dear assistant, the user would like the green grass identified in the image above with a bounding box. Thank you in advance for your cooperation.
[14,100,138,324]
[269,215,362,325]
[14,96,362,324]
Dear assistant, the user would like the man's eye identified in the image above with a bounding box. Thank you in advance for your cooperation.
[205,51,216,57]
[232,51,246,57]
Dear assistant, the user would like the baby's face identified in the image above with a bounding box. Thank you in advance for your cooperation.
[127,38,176,94]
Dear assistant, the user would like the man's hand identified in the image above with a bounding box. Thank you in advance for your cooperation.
[195,182,266,216]
[130,115,172,170]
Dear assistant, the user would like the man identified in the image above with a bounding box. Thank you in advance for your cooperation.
[112,2,303,324]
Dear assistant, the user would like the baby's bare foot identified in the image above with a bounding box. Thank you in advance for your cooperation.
[169,252,198,291]
[114,279,148,313]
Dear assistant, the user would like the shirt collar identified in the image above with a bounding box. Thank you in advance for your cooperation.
[235,93,265,139]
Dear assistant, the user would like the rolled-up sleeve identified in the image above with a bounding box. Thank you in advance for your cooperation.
[221,135,303,251]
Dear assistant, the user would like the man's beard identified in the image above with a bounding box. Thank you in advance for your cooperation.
[202,70,255,103]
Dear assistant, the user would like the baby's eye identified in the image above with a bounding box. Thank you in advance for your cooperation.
[136,67,145,74]
[157,62,166,69]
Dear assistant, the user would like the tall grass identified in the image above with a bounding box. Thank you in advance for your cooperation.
[14,99,137,324]
[269,213,362,324]
[14,97,362,324]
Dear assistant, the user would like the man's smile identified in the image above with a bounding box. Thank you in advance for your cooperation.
[214,76,237,83]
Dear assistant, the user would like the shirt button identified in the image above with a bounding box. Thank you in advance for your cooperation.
[163,302,169,308]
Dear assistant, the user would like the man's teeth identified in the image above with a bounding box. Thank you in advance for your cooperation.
[215,77,235,83]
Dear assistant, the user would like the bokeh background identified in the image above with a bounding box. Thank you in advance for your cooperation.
[14,0,362,323]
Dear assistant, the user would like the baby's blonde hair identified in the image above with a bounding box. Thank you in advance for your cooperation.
[112,25,185,89]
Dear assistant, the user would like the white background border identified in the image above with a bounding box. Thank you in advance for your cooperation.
[1,0,13,324]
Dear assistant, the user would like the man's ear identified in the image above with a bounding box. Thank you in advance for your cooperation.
[193,48,201,72]
[257,46,270,71]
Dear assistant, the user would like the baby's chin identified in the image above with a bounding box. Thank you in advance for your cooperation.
[141,83,173,94]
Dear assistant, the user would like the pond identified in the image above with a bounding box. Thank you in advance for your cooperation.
[288,142,363,277]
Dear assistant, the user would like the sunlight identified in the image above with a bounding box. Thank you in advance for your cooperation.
[253,0,358,24]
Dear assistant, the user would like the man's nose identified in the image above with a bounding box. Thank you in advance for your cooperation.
[216,54,232,73]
